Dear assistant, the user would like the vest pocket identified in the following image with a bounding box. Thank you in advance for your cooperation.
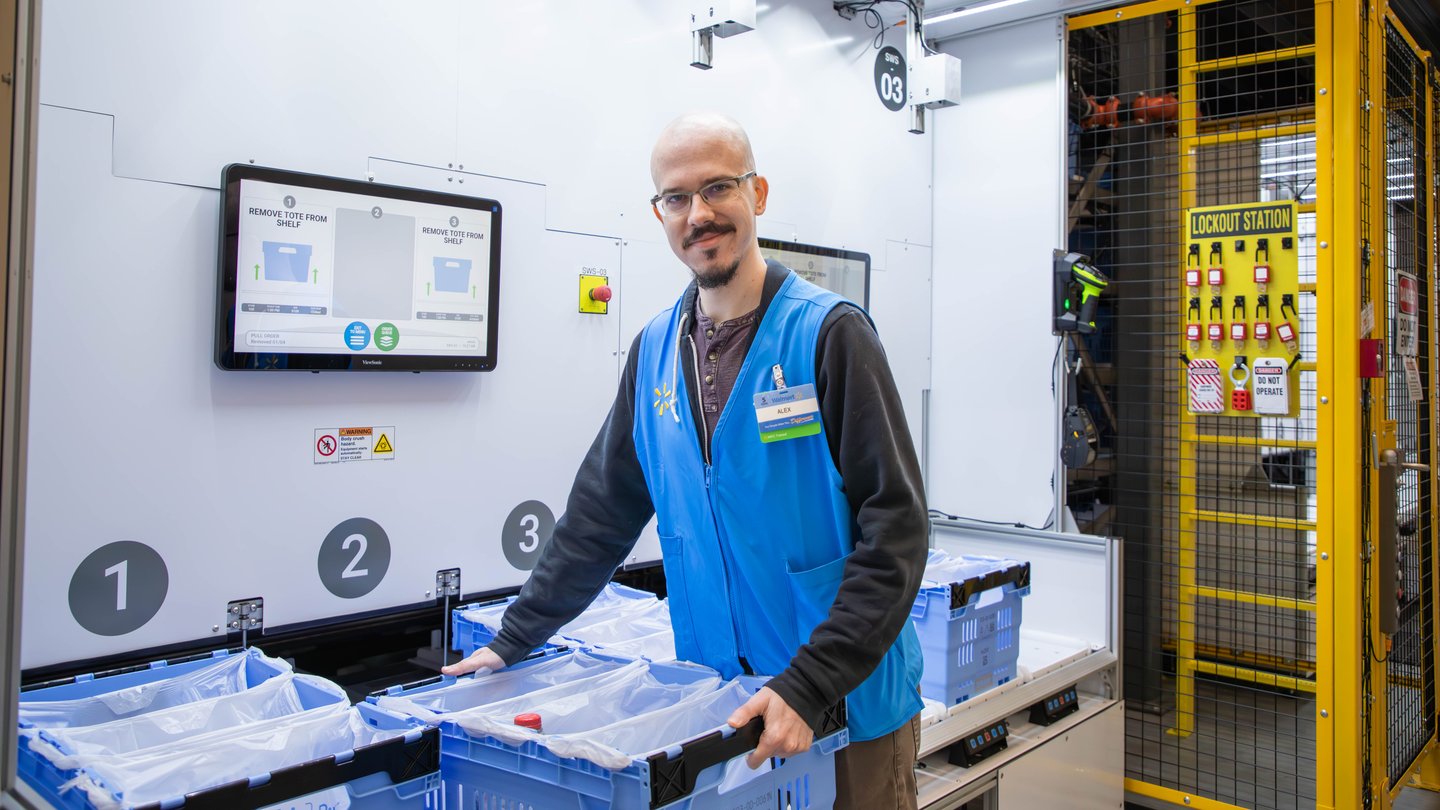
[656,534,699,660]
[784,552,851,642]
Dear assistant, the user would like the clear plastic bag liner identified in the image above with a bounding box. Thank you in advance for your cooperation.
[18,650,290,729]
[30,672,321,760]
[559,601,671,644]
[920,696,948,725]
[458,584,662,640]
[922,550,1024,588]
[54,705,401,810]
[378,650,633,717]
[452,664,717,736]
[451,677,745,770]
[589,629,677,662]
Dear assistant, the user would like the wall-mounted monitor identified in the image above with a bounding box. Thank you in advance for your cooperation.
[216,164,502,371]
[758,237,870,308]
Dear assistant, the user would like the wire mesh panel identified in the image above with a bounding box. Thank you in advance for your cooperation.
[1068,1,1319,806]
[1380,18,1434,789]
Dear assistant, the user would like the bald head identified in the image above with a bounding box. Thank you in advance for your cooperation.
[650,113,756,187]
[647,113,769,294]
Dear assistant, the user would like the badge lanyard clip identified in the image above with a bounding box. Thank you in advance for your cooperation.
[772,364,787,390]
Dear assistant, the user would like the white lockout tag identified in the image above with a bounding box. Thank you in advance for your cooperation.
[1252,357,1290,414]
[1188,358,1224,414]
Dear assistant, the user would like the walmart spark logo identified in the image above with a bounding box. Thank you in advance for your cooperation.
[653,383,676,419]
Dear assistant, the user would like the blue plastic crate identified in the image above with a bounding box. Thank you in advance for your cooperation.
[18,648,291,807]
[376,653,846,809]
[450,582,660,657]
[17,649,439,810]
[437,717,844,810]
[911,556,1032,706]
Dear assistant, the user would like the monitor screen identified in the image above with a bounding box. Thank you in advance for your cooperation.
[758,238,870,308]
[216,164,502,371]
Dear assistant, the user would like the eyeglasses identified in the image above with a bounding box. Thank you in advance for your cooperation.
[650,172,756,217]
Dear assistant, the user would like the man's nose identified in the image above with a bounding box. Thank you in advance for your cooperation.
[686,194,717,227]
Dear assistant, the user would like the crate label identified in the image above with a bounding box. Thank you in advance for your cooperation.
[259,786,349,810]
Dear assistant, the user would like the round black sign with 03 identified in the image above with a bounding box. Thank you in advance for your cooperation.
[69,541,169,636]
[502,501,555,571]
[874,46,907,111]
[318,517,391,599]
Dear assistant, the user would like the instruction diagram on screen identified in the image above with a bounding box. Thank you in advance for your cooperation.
[234,180,494,357]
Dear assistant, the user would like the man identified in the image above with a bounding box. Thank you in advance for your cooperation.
[443,112,928,808]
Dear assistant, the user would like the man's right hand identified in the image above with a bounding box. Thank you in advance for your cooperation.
[441,646,507,677]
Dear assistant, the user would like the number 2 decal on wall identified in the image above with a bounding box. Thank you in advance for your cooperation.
[340,534,370,579]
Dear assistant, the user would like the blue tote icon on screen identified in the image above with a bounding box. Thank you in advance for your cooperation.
[433,257,472,293]
[262,241,313,283]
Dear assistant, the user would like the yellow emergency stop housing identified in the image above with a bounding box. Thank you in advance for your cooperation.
[579,274,609,315]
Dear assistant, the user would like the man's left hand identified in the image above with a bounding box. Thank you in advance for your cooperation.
[727,686,814,769]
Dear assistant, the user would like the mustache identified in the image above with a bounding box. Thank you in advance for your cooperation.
[683,224,733,249]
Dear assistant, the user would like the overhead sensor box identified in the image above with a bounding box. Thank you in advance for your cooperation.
[911,52,963,108]
[690,0,756,37]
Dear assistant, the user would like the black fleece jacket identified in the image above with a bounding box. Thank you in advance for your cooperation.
[489,260,928,732]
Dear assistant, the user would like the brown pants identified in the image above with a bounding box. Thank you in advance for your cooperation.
[834,713,921,810]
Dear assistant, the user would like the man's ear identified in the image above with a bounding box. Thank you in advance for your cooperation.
[752,175,769,216]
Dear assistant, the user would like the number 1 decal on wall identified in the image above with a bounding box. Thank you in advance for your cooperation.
[104,560,128,611]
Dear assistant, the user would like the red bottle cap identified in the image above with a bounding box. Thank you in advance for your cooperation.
[514,713,543,731]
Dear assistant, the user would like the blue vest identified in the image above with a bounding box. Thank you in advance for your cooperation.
[632,271,923,741]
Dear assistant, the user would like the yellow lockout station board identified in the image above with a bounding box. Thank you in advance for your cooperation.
[1182,201,1300,418]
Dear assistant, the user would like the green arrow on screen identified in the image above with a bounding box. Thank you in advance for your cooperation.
[313,268,318,284]
[254,263,259,280]
[472,285,477,299]
[426,282,431,296]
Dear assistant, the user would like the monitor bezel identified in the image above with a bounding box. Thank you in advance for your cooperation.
[215,164,503,372]
[757,237,871,309]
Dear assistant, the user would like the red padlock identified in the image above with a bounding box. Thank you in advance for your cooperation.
[1275,321,1298,353]
[1185,323,1202,344]
[1230,322,1247,346]
[1253,264,1270,288]
[1185,268,1201,288]
[1229,362,1252,411]
[1254,321,1271,345]
[1208,267,1225,289]
[1208,323,1224,350]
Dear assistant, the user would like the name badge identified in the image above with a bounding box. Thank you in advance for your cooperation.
[753,383,821,443]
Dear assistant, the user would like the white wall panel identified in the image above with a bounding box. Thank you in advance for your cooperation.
[873,241,932,436]
[40,1,462,188]
[928,18,1064,526]
[24,2,936,668]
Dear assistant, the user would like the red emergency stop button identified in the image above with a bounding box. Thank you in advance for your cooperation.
[590,285,613,303]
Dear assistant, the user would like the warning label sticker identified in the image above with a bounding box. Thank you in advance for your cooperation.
[314,426,396,464]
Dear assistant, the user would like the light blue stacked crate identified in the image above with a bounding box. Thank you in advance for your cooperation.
[911,550,1032,706]
[17,648,439,810]
[372,649,846,809]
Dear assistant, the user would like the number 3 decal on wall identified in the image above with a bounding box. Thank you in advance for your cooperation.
[503,501,555,571]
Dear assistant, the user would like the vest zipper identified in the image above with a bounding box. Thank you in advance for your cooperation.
[687,326,747,665]
[686,332,710,465]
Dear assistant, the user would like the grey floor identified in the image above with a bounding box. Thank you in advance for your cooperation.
[1128,676,1440,809]
[1398,788,1440,809]
[1128,678,1315,809]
